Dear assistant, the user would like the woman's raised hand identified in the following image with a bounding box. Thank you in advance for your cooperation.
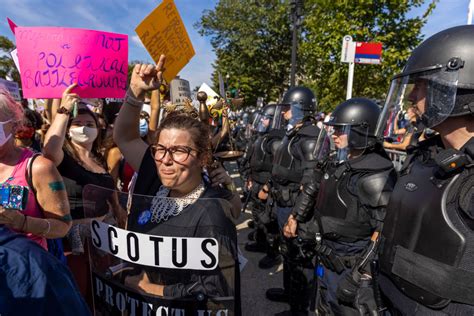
[60,83,80,112]
[129,55,166,99]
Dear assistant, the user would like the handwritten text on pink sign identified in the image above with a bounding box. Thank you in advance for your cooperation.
[16,27,128,98]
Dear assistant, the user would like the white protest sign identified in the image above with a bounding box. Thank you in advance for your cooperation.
[198,82,220,106]
[91,220,219,270]
[10,49,20,72]
[0,78,21,101]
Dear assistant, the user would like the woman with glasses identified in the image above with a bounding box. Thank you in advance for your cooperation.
[114,58,240,306]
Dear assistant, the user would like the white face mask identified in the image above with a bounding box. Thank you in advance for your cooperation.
[0,120,12,147]
[69,126,98,144]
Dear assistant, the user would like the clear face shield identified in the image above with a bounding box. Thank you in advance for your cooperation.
[289,102,306,127]
[271,104,290,130]
[314,124,370,163]
[255,114,272,133]
[375,66,459,140]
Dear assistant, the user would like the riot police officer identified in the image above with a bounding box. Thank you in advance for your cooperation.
[288,98,396,315]
[377,25,474,315]
[263,87,321,314]
[243,104,286,253]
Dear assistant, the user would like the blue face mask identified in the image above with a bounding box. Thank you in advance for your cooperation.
[139,119,149,137]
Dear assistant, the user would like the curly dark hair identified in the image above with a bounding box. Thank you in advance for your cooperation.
[156,112,212,167]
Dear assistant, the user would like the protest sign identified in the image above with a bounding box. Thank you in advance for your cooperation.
[170,76,191,105]
[10,49,20,72]
[198,82,220,106]
[91,220,219,270]
[15,26,128,98]
[135,0,195,83]
[0,78,21,101]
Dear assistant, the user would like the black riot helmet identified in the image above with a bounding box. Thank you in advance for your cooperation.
[376,25,474,137]
[254,104,276,133]
[326,98,380,149]
[282,86,317,126]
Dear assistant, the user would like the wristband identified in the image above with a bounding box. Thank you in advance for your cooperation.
[42,219,51,237]
[57,106,72,115]
[125,93,144,108]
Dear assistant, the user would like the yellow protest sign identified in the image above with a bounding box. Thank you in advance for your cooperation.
[135,0,195,83]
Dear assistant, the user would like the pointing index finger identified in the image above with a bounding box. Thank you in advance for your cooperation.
[64,83,78,95]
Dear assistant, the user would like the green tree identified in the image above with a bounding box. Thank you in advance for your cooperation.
[198,0,436,112]
[197,0,293,106]
[0,35,21,85]
[301,0,437,112]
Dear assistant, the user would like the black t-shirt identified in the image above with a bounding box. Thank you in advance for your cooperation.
[57,150,115,219]
[129,149,238,299]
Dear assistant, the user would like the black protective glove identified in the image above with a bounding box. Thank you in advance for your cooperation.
[336,273,378,316]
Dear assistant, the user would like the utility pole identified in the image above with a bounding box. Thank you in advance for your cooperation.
[290,0,303,87]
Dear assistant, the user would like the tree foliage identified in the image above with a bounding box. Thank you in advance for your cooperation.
[197,0,293,106]
[198,0,436,111]
[0,36,21,85]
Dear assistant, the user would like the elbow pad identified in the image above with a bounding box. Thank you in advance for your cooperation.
[292,181,319,223]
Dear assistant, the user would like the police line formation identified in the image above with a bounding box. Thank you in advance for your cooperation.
[0,25,473,316]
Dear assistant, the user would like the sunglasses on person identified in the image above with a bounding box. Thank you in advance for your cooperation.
[151,144,199,163]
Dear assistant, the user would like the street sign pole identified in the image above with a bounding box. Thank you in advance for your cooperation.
[346,61,354,100]
[341,35,355,100]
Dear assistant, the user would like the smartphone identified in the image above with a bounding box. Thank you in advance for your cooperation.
[0,184,28,210]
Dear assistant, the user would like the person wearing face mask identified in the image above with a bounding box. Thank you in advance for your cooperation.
[43,84,127,307]
[0,90,72,250]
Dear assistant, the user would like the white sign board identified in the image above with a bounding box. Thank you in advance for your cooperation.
[170,77,191,105]
[10,49,20,72]
[0,78,21,101]
[198,82,220,106]
[91,220,219,270]
[341,35,356,63]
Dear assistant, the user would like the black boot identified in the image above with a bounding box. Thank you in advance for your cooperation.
[247,220,256,229]
[244,241,266,253]
[259,255,282,269]
[247,230,257,241]
[266,288,289,302]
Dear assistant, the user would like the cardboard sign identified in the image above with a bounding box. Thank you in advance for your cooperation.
[91,220,219,270]
[15,26,128,98]
[198,82,219,106]
[169,77,191,105]
[135,0,195,83]
[0,78,21,101]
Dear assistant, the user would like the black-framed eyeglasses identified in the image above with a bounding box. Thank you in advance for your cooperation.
[151,144,198,163]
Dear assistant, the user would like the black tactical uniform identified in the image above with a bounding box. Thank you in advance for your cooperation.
[243,105,285,252]
[304,98,396,315]
[377,25,474,315]
[265,87,321,315]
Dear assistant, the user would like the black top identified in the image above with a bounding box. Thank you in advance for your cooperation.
[129,148,238,299]
[57,150,115,219]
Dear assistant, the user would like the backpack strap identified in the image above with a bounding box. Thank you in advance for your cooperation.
[25,152,41,196]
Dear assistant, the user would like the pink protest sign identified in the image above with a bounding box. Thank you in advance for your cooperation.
[15,26,128,98]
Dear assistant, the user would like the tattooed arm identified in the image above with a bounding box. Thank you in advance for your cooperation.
[29,156,72,238]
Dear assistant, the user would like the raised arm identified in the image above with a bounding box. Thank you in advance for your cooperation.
[114,55,165,171]
[43,84,79,166]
